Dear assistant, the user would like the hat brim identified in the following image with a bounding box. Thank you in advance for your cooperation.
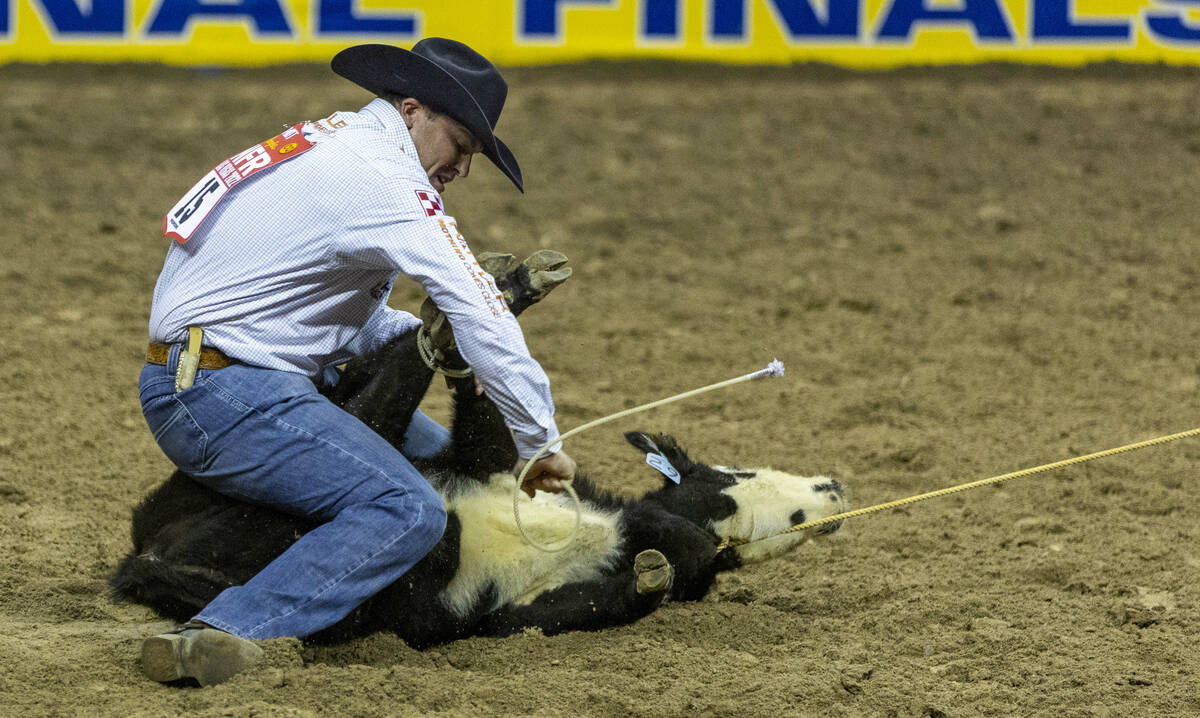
[332,44,523,193]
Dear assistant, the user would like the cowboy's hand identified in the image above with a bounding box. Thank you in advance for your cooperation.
[515,450,577,498]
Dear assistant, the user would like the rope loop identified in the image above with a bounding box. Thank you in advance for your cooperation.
[416,326,473,378]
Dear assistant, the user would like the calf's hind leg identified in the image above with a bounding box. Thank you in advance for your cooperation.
[474,550,674,638]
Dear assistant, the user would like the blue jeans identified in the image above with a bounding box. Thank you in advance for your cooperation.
[138,344,449,639]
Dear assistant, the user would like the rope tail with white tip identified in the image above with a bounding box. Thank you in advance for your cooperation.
[513,359,787,552]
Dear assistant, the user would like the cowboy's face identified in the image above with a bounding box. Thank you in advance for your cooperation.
[401,99,484,193]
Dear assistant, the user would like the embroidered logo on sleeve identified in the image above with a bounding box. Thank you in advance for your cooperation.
[414,190,444,217]
[436,219,508,317]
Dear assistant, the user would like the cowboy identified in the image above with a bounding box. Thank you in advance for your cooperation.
[137,38,576,685]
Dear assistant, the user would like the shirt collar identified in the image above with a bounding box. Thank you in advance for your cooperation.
[360,97,418,161]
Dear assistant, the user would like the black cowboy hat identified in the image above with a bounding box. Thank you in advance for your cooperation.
[331,38,523,193]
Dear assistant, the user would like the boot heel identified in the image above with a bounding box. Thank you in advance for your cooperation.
[140,627,262,686]
[141,633,186,682]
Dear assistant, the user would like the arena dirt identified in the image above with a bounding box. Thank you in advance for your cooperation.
[2,61,1198,717]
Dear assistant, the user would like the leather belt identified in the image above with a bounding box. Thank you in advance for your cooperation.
[145,342,239,370]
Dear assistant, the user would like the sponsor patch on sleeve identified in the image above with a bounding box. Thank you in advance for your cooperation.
[414,190,444,217]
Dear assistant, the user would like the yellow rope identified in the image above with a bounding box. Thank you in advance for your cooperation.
[717,426,1200,552]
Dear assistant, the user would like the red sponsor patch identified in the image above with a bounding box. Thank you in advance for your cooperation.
[163,123,314,244]
[414,190,444,217]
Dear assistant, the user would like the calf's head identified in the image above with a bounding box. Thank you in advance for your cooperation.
[627,432,847,564]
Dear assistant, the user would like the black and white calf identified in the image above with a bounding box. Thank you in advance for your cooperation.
[111,274,846,648]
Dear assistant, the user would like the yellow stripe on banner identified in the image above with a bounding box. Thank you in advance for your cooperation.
[4,0,1200,68]
[718,426,1200,552]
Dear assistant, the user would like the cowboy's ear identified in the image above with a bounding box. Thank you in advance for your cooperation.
[397,97,423,129]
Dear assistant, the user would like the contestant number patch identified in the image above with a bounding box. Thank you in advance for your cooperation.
[163,124,314,243]
[415,190,444,217]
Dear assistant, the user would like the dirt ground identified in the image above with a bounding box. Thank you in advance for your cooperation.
[2,60,1199,717]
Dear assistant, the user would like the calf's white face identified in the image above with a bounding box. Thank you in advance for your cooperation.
[708,468,846,564]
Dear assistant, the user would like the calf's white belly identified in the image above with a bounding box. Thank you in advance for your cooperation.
[439,474,624,617]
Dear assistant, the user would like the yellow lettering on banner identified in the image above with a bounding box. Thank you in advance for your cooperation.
[2,0,1199,68]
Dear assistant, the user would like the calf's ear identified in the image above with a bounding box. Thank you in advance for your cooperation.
[624,431,660,455]
[624,431,682,456]
[624,431,692,466]
[625,432,691,486]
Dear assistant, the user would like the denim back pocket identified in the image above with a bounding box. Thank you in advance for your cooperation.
[142,385,208,474]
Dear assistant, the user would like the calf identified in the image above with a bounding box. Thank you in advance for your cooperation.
[111,268,846,648]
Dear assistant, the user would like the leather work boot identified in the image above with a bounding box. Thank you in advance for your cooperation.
[141,621,262,686]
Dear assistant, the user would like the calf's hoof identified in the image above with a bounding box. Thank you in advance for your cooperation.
[634,549,675,595]
[419,249,573,353]
[141,622,262,686]
[478,249,573,315]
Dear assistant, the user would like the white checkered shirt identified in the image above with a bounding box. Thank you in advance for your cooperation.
[148,98,559,457]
